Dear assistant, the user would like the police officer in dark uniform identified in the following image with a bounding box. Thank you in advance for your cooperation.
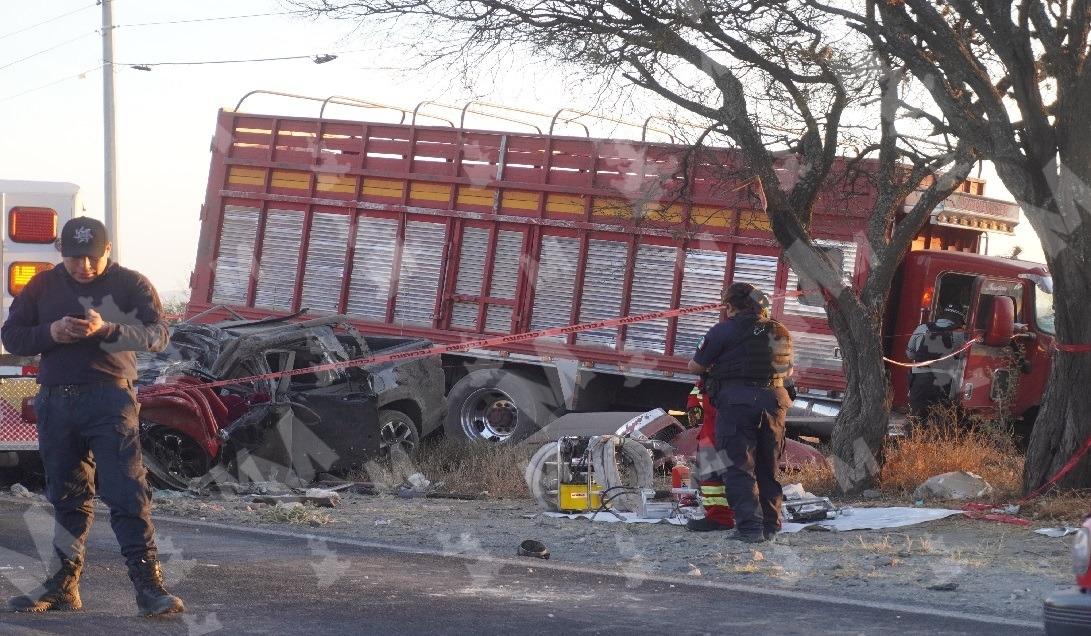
[688,282,793,543]
[2,217,184,616]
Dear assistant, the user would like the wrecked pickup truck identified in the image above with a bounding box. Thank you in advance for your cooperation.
[135,314,445,489]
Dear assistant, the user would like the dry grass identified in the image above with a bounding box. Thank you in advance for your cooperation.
[408,438,535,499]
[259,503,334,526]
[879,418,1023,499]
[1025,491,1091,524]
[789,456,838,496]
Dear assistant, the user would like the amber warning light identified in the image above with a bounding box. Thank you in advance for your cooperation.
[8,207,57,243]
[8,262,51,296]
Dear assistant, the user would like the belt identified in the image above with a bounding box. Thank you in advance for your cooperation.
[719,378,784,388]
[42,378,133,397]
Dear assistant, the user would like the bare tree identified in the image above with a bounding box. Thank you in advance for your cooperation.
[295,0,974,491]
[814,0,1090,491]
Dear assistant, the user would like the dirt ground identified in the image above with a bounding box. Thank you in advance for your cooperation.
[144,489,1072,622]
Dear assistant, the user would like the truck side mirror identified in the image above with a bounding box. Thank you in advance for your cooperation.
[983,295,1015,346]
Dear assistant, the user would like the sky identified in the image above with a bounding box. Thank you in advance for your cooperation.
[0,0,1047,301]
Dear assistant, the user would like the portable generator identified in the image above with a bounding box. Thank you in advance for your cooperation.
[555,436,604,512]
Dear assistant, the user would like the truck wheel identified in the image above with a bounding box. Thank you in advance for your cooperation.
[378,409,420,458]
[444,369,557,444]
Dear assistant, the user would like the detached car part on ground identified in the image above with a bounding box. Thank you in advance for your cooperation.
[134,314,445,490]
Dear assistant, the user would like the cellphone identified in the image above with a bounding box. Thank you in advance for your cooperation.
[67,313,86,320]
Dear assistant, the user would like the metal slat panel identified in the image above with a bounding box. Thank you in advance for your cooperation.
[253,210,305,310]
[450,227,489,329]
[394,220,446,325]
[676,249,728,356]
[783,240,858,318]
[485,305,514,333]
[531,236,579,339]
[300,213,350,313]
[577,239,627,347]
[211,205,260,305]
[731,253,778,297]
[625,244,676,353]
[346,216,397,319]
[483,230,524,333]
[489,230,524,301]
[792,332,841,371]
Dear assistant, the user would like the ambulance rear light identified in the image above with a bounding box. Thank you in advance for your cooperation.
[8,262,51,296]
[8,207,57,243]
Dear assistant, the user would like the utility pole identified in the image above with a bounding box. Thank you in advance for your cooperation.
[101,0,119,261]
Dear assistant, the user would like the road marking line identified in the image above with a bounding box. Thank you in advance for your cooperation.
[151,513,1041,629]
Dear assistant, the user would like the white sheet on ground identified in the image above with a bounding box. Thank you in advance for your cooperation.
[781,507,963,533]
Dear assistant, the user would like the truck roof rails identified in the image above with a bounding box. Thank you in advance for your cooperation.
[232,90,680,142]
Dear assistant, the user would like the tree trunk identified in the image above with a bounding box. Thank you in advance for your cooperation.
[826,298,891,494]
[1023,246,1091,491]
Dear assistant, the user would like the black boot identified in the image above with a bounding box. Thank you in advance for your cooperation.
[128,556,184,616]
[7,557,83,612]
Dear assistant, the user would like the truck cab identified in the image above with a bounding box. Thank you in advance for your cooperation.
[888,250,1052,437]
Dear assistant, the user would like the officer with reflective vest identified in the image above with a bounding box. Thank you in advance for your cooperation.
[685,379,735,532]
[905,303,968,420]
[688,282,793,543]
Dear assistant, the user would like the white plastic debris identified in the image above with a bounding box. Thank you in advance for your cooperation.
[782,483,814,500]
[406,473,432,492]
[913,471,994,501]
[1035,527,1080,538]
[9,483,31,498]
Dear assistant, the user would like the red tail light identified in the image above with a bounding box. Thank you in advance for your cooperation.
[20,397,36,424]
[8,262,51,296]
[8,207,57,243]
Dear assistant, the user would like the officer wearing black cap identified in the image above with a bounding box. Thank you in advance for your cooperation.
[1,217,184,616]
[906,303,968,420]
[688,282,793,543]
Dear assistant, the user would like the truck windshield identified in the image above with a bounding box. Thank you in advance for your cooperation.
[1029,276,1056,335]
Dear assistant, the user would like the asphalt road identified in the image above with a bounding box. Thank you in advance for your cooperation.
[0,499,1041,635]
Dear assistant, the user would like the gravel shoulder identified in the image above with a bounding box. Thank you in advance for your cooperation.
[143,491,1070,622]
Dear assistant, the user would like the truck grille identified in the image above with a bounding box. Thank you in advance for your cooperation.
[300,212,351,313]
[345,216,397,320]
[211,205,260,305]
[793,332,842,371]
[254,210,305,310]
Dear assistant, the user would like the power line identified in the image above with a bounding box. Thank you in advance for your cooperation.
[0,65,102,104]
[0,31,97,73]
[121,48,370,68]
[114,10,307,29]
[0,3,98,42]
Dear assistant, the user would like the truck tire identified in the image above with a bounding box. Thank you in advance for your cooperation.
[444,369,557,444]
[378,409,420,458]
[524,441,564,511]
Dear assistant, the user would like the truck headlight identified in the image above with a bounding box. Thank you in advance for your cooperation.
[1073,528,1090,578]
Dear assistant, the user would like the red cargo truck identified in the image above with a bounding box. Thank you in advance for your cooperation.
[183,94,1053,444]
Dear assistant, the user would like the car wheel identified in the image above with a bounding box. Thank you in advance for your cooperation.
[140,422,213,490]
[378,409,420,458]
[443,369,557,444]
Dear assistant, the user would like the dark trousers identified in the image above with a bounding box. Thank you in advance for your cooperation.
[35,382,156,565]
[713,388,787,536]
[908,372,954,419]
